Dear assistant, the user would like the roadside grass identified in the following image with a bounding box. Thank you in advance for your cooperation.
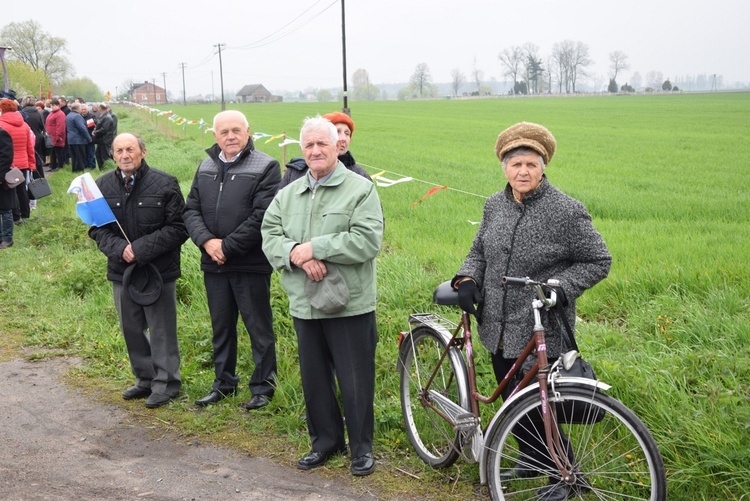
[1,93,748,499]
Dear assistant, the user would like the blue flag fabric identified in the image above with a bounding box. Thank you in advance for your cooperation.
[67,173,118,227]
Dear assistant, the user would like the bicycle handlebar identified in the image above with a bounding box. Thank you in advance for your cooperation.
[502,276,562,308]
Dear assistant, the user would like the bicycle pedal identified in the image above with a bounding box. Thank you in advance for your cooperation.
[454,413,480,431]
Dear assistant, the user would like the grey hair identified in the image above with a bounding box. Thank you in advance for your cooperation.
[299,115,338,145]
[501,146,546,172]
[213,110,248,129]
[70,103,81,112]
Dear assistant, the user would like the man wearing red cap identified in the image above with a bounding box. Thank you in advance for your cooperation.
[278,111,370,190]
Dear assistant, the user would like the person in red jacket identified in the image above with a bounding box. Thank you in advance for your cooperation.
[0,98,36,224]
[45,98,67,172]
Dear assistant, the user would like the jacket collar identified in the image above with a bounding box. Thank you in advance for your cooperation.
[206,137,256,164]
[293,161,346,195]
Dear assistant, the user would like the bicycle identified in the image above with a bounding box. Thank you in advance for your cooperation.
[397,276,666,500]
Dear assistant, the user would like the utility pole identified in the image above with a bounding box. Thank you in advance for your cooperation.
[215,43,226,111]
[0,47,11,93]
[340,0,350,115]
[152,78,157,104]
[179,63,187,105]
[162,72,168,104]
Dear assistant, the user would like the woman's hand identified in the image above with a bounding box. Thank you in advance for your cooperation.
[457,280,483,315]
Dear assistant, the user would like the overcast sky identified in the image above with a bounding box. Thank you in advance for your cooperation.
[3,0,748,97]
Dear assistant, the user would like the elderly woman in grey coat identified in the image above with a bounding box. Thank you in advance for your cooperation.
[451,122,611,501]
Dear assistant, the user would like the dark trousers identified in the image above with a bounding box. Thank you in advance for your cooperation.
[293,312,377,458]
[50,146,66,170]
[96,142,112,169]
[12,170,31,220]
[203,272,276,397]
[112,280,181,396]
[70,143,86,172]
[85,142,96,168]
[492,353,573,473]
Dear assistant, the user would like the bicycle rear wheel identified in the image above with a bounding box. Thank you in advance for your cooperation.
[398,325,470,468]
[484,385,666,500]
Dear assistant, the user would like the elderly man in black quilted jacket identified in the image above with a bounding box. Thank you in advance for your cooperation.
[89,132,188,408]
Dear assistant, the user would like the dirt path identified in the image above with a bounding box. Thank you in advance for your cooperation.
[0,356,377,500]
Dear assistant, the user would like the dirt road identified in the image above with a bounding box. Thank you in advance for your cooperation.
[0,356,376,500]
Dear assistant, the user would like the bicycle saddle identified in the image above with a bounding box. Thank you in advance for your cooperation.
[433,280,460,306]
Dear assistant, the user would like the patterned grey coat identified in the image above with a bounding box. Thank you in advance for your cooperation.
[454,177,611,358]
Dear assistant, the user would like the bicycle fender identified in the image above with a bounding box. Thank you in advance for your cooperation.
[478,377,611,486]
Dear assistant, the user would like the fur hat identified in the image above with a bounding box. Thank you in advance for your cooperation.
[323,112,355,136]
[0,98,19,113]
[494,122,557,165]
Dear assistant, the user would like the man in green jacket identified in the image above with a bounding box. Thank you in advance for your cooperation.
[261,115,383,476]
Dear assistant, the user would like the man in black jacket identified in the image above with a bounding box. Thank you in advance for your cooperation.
[184,110,280,410]
[93,103,115,169]
[89,133,188,408]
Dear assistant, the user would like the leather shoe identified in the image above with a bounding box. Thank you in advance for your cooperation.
[242,394,270,411]
[350,452,375,476]
[145,393,174,409]
[535,482,572,501]
[297,446,347,470]
[122,385,151,400]
[195,389,235,407]
[498,463,545,481]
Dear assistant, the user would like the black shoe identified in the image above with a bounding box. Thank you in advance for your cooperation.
[535,482,572,501]
[350,452,375,476]
[195,389,235,407]
[242,394,270,411]
[145,393,174,408]
[498,463,545,481]
[122,385,151,400]
[297,446,347,470]
[0,241,13,250]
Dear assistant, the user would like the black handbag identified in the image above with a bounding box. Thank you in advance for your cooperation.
[28,177,52,199]
[551,306,605,424]
[43,132,54,150]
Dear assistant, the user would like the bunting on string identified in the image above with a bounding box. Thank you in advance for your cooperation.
[278,138,300,147]
[411,185,447,209]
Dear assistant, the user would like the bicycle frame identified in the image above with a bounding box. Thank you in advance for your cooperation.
[403,278,575,478]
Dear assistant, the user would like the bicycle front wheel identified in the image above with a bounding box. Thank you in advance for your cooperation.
[398,325,470,468]
[484,385,666,500]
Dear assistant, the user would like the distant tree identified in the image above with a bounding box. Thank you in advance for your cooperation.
[450,68,465,97]
[6,60,50,97]
[316,88,333,102]
[59,76,103,102]
[568,41,592,93]
[471,57,484,93]
[351,68,379,101]
[513,80,528,95]
[672,86,679,92]
[608,50,630,82]
[0,20,72,84]
[498,46,524,89]
[608,78,619,93]
[409,63,432,98]
[479,84,493,96]
[522,43,543,94]
[620,82,635,92]
[397,87,413,100]
[662,79,673,91]
[646,70,663,90]
[630,72,642,90]
[551,40,590,93]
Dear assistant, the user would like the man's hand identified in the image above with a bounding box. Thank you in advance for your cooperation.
[290,241,314,268]
[203,238,226,265]
[122,244,136,263]
[301,259,327,282]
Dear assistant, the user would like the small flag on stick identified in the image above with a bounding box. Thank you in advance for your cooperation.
[67,173,117,227]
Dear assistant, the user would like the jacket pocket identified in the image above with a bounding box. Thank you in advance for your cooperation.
[137,196,166,231]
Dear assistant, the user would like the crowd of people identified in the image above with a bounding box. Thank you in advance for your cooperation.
[4,100,611,492]
[0,90,118,249]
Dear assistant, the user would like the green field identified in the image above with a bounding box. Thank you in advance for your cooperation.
[2,93,748,499]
